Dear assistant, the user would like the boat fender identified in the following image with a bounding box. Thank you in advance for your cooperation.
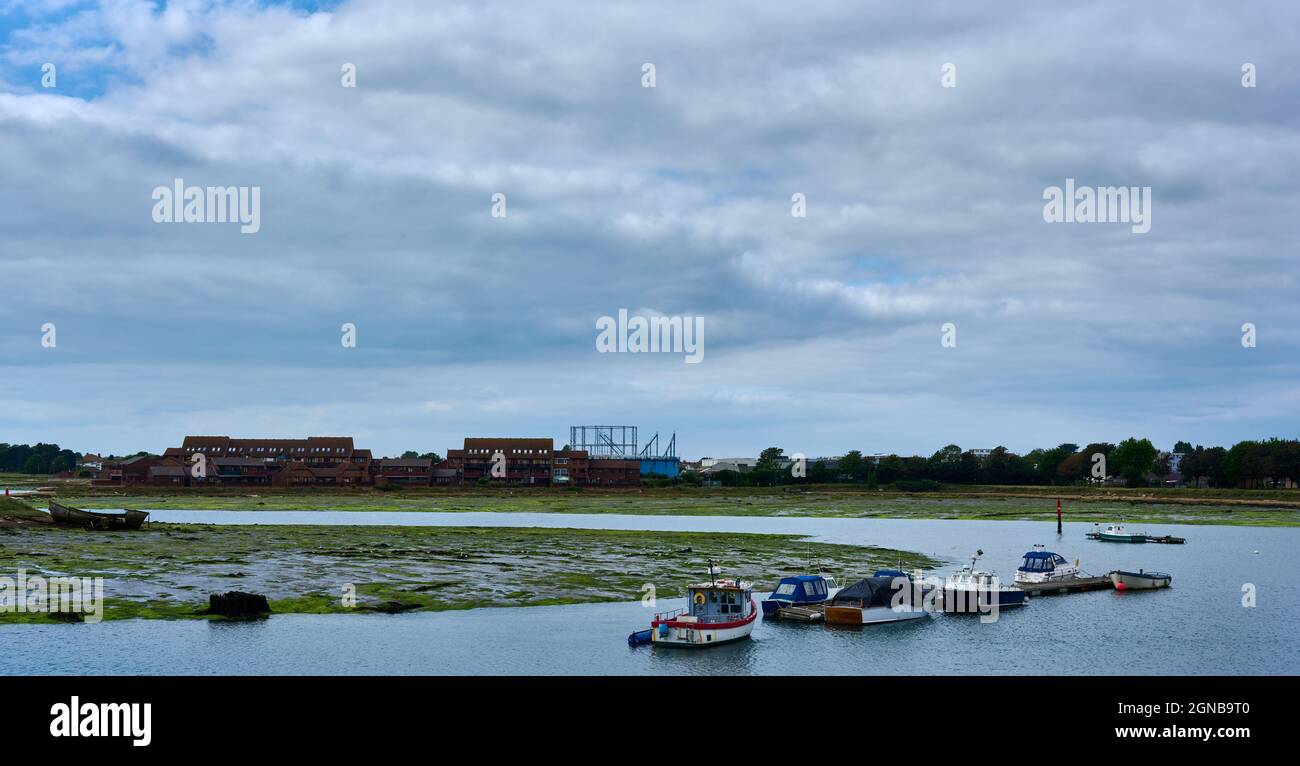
[1115,581,1127,591]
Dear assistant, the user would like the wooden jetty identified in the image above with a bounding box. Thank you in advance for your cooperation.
[1017,574,1114,596]
[1085,532,1185,544]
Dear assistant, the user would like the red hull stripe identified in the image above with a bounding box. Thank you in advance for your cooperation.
[652,599,757,630]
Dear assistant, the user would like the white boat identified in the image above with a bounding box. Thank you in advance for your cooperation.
[1013,544,1081,585]
[647,565,757,648]
[1111,570,1172,590]
[943,551,1026,613]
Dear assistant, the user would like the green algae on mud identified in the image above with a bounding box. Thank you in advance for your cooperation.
[52,487,1300,526]
[0,522,935,623]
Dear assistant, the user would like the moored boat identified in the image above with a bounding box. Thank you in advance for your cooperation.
[942,550,1026,613]
[761,574,839,617]
[1013,545,1080,585]
[1013,544,1110,594]
[1111,570,1172,591]
[823,575,930,625]
[47,501,149,531]
[642,565,757,648]
[1096,522,1147,543]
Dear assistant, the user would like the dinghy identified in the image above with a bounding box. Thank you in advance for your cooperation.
[1111,570,1172,590]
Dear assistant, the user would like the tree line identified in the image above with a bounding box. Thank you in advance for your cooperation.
[0,443,82,475]
[684,438,1300,489]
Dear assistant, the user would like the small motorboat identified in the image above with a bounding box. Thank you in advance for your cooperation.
[1013,544,1081,584]
[1111,570,1172,591]
[761,574,839,617]
[1013,544,1111,594]
[47,501,149,531]
[942,550,1026,613]
[1096,522,1147,543]
[823,575,930,625]
[636,564,757,648]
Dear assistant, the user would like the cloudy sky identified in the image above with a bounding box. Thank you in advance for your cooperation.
[1,0,1297,459]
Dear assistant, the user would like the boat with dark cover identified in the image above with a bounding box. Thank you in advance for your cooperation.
[824,575,929,625]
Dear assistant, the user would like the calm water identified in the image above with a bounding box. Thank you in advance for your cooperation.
[3,514,1297,675]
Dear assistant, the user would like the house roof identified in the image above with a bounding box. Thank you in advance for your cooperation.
[464,437,554,452]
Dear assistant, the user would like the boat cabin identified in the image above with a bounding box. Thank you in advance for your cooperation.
[950,569,1000,588]
[685,580,753,622]
[1018,548,1069,575]
[768,575,830,606]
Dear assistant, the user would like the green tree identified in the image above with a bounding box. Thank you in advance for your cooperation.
[1110,438,1157,487]
[875,455,903,484]
[1268,439,1300,488]
[838,450,865,482]
[1037,444,1079,485]
[752,447,785,485]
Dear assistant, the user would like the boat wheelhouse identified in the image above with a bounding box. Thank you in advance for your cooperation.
[646,567,757,648]
[824,575,930,625]
[761,574,837,617]
[1013,545,1081,585]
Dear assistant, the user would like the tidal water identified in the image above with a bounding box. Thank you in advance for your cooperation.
[2,514,1296,675]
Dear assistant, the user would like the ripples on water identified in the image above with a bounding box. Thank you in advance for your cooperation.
[2,516,1297,675]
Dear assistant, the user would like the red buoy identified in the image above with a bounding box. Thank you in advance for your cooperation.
[1115,581,1127,591]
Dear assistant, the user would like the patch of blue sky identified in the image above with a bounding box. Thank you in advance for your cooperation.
[257,0,345,13]
[848,255,915,285]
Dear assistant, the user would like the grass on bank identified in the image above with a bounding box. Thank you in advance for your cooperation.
[0,511,935,623]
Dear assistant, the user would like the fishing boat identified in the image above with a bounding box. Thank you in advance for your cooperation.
[824,575,930,625]
[639,564,757,648]
[1111,570,1172,591]
[47,501,149,531]
[1096,522,1147,543]
[761,574,839,617]
[942,550,1026,613]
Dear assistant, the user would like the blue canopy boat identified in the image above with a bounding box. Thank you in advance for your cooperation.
[761,574,838,617]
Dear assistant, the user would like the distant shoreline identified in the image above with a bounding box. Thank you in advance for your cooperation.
[11,483,1296,526]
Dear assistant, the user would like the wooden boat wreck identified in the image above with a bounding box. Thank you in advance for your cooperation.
[47,501,149,531]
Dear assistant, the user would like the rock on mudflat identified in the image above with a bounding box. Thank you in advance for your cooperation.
[206,591,272,619]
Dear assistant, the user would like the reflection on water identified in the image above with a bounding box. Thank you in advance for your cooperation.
[2,516,1297,676]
